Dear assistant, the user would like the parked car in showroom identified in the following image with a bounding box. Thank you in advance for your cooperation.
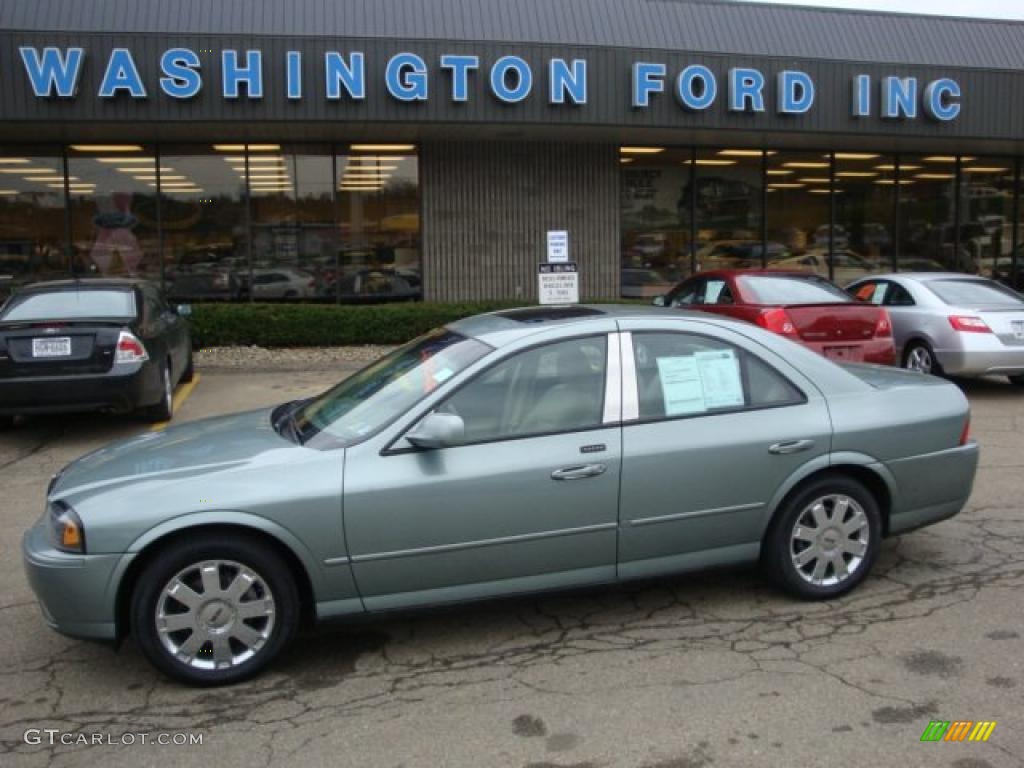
[0,279,192,426]
[23,305,976,685]
[847,273,1024,383]
[248,268,318,300]
[655,270,895,365]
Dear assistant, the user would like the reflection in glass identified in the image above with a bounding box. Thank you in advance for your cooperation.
[67,146,161,282]
[160,146,249,302]
[764,151,832,278]
[692,149,763,273]
[0,148,67,300]
[898,155,959,273]
[959,158,1016,285]
[335,148,421,303]
[833,153,897,282]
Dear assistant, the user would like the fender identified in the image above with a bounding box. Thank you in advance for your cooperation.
[758,451,896,536]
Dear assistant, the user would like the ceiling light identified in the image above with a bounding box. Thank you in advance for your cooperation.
[620,158,634,164]
[875,179,915,186]
[95,157,156,164]
[346,156,407,163]
[71,145,143,152]
[0,189,19,195]
[963,166,1009,173]
[766,170,794,176]
[246,174,292,180]
[0,158,30,164]
[159,182,199,188]
[874,164,921,171]
[767,183,805,189]
[922,156,975,163]
[831,153,880,160]
[213,144,281,152]
[343,164,398,172]
[121,167,174,173]
[620,147,665,155]
[783,162,829,169]
[798,177,831,184]
[131,175,184,181]
[684,159,737,166]
[717,150,772,157]
[836,172,879,178]
[914,173,955,180]
[808,189,836,194]
[349,144,415,152]
[27,176,68,182]
[0,168,57,174]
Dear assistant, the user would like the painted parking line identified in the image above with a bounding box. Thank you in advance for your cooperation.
[149,373,201,432]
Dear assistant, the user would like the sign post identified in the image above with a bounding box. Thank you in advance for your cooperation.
[546,230,569,263]
[538,262,579,305]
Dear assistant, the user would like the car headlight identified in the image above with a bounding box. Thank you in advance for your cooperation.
[49,502,85,554]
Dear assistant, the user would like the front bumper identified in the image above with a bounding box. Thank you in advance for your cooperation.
[936,345,1024,377]
[0,363,157,416]
[21,522,129,641]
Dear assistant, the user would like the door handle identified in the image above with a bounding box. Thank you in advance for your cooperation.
[768,439,815,455]
[551,463,607,481]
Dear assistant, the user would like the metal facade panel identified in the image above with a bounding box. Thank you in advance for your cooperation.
[421,141,619,302]
[2,0,1024,70]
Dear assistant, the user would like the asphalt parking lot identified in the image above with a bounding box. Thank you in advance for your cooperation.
[1,360,1023,768]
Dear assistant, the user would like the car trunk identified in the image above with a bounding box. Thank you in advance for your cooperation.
[0,320,122,379]
[971,306,1024,347]
[784,303,882,344]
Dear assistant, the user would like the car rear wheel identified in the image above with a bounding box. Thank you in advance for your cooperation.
[763,474,881,599]
[903,341,942,376]
[143,362,174,423]
[130,535,299,686]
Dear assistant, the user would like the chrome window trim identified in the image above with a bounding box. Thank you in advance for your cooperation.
[602,331,622,424]
[620,331,640,421]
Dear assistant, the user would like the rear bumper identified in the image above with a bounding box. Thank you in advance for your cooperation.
[936,346,1024,377]
[887,441,979,535]
[0,363,159,415]
[801,339,896,366]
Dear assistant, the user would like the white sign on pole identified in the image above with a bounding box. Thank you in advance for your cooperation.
[538,262,579,305]
[546,230,569,263]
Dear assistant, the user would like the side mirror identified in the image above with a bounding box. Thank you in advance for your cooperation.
[406,412,465,449]
[652,295,666,307]
[176,304,193,317]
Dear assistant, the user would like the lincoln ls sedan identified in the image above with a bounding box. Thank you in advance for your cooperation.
[23,306,978,685]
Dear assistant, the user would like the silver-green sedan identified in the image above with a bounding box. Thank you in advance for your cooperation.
[23,306,979,685]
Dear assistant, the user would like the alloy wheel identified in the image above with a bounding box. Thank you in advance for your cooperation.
[789,494,869,587]
[155,559,276,670]
[905,346,933,374]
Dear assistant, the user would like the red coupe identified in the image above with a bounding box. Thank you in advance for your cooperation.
[656,269,896,365]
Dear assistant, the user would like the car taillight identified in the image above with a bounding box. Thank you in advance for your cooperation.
[757,308,798,337]
[874,310,892,338]
[960,415,971,446]
[115,330,149,364]
[949,315,991,333]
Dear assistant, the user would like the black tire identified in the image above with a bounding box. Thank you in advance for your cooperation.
[1009,375,1024,387]
[130,534,300,686]
[181,348,195,383]
[902,341,943,377]
[142,361,174,423]
[763,474,882,600]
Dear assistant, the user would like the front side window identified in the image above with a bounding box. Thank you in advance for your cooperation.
[436,336,608,444]
[666,279,704,307]
[292,328,491,445]
[631,332,803,421]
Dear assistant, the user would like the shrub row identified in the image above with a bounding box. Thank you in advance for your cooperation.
[186,301,527,348]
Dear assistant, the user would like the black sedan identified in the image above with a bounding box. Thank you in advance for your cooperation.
[0,279,192,426]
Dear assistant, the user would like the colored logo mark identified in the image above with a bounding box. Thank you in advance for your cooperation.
[920,721,996,742]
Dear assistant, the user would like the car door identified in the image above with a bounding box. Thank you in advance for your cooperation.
[615,318,833,580]
[852,279,918,358]
[151,288,188,378]
[342,331,623,611]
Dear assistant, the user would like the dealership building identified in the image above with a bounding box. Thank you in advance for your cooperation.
[1,0,1023,304]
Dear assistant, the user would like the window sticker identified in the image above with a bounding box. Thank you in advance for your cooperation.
[656,356,707,416]
[696,349,745,409]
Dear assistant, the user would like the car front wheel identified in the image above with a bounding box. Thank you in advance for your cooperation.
[130,535,300,685]
[763,474,881,599]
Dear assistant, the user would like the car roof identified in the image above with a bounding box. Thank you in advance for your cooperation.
[15,278,150,294]
[859,272,987,283]
[448,304,755,348]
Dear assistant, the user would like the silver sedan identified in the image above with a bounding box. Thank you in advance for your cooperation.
[848,273,1024,383]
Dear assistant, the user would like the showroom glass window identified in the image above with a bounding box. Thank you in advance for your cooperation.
[692,149,763,272]
[158,145,249,303]
[335,145,421,303]
[0,146,67,300]
[67,145,161,282]
[248,144,334,301]
[619,147,692,299]
[898,155,958,272]
[833,153,897,281]
[958,157,1016,283]
[765,151,832,277]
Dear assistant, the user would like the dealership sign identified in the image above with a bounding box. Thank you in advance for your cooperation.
[17,46,962,121]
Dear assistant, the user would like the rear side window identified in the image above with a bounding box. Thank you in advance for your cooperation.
[631,332,804,421]
[926,279,1024,307]
[739,275,851,305]
[1,289,136,321]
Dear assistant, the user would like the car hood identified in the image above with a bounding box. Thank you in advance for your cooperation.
[50,407,295,499]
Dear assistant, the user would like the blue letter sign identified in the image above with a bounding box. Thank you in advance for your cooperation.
[222,50,263,99]
[19,47,84,98]
[159,48,201,99]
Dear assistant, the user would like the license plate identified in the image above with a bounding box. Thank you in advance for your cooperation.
[824,346,862,362]
[31,337,72,357]
[1013,321,1024,340]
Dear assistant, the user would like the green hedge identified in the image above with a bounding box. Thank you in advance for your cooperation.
[187,301,529,348]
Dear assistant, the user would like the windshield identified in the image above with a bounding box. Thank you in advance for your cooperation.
[291,327,492,445]
[926,279,1024,308]
[738,274,851,305]
[1,288,136,322]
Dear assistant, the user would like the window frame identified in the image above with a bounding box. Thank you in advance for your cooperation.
[621,329,807,427]
[384,332,617,454]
